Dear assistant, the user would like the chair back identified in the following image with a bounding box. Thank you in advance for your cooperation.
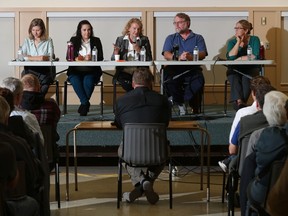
[122,123,168,166]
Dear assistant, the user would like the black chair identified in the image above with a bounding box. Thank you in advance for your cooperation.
[117,123,172,209]
[63,78,103,116]
[224,133,253,216]
[40,125,60,208]
[51,79,60,105]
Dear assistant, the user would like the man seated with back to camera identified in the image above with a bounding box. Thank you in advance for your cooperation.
[162,12,208,115]
[114,67,171,205]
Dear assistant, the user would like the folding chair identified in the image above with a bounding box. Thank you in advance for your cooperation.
[117,123,172,209]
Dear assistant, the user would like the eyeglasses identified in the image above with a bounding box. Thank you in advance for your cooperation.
[173,21,186,26]
[234,27,244,30]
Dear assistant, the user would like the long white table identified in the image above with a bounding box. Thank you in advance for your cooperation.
[154,59,274,94]
[8,60,153,67]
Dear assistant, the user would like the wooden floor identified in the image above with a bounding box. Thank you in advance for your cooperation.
[49,166,240,216]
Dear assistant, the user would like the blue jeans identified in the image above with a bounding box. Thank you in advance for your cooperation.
[68,73,101,105]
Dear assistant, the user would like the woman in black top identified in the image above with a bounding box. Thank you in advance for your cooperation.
[67,20,104,116]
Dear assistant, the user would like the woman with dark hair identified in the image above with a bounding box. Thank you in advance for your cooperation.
[226,19,261,110]
[67,20,104,116]
[21,18,55,95]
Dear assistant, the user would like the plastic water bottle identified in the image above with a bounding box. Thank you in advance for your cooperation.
[92,46,98,61]
[193,46,199,61]
[140,46,146,61]
[259,42,265,60]
[17,46,24,61]
[66,41,74,61]
[247,45,253,61]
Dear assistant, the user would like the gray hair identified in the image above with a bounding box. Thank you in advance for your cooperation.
[0,96,10,124]
[263,91,288,126]
[0,77,23,98]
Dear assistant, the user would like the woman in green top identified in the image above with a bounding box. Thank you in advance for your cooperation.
[226,19,261,110]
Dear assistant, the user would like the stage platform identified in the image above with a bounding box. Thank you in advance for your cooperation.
[57,104,236,165]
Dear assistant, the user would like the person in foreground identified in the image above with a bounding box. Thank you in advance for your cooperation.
[266,158,288,216]
[67,20,104,116]
[226,19,261,110]
[0,77,44,145]
[162,12,208,115]
[21,18,55,95]
[20,73,61,141]
[218,76,272,172]
[241,91,288,215]
[112,18,152,92]
[114,67,171,204]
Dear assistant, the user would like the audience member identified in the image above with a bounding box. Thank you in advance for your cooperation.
[266,158,288,216]
[21,73,61,141]
[162,12,208,115]
[0,96,42,215]
[226,19,261,110]
[114,67,171,204]
[0,87,38,150]
[0,77,44,145]
[112,18,152,92]
[0,141,18,216]
[241,91,288,215]
[67,20,104,116]
[218,76,273,172]
[21,18,55,95]
[0,141,40,216]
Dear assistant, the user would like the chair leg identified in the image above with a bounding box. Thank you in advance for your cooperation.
[117,159,122,209]
[100,81,103,117]
[222,172,226,203]
[55,80,60,105]
[224,80,229,116]
[63,80,68,115]
[55,160,60,208]
[169,159,173,209]
[113,79,117,113]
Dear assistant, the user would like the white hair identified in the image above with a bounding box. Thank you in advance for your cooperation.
[0,77,23,97]
[263,91,288,126]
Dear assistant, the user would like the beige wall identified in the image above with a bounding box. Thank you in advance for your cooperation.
[1,0,288,7]
[1,5,288,105]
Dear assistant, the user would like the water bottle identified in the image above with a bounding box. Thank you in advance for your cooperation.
[173,44,179,61]
[247,44,253,61]
[140,46,146,61]
[92,46,98,61]
[17,46,24,61]
[66,41,74,61]
[193,46,199,61]
[259,42,265,60]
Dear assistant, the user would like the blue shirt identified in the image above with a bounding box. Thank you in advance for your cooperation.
[231,122,240,146]
[162,30,208,57]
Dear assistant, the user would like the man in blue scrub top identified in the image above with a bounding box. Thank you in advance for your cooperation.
[162,12,208,115]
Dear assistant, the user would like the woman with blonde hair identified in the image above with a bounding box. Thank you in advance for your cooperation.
[21,18,55,95]
[226,19,261,110]
[112,18,152,92]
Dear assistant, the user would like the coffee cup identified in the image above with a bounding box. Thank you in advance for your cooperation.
[114,54,120,61]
